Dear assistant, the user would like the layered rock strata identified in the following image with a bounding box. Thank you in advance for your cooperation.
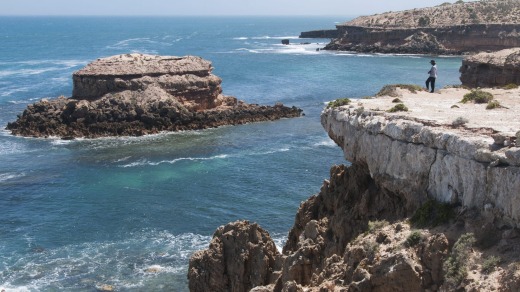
[322,0,520,54]
[322,87,520,227]
[460,48,520,88]
[6,54,302,138]
[189,86,520,291]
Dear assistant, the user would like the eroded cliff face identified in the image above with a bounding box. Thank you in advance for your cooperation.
[321,92,520,228]
[324,24,520,55]
[460,48,520,88]
[6,54,302,138]
[188,86,520,292]
[323,0,520,54]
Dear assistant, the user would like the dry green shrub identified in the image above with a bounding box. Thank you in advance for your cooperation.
[461,89,493,104]
[377,84,423,97]
[388,103,409,113]
[481,255,501,274]
[368,220,389,233]
[327,98,351,108]
[486,100,501,110]
[503,83,518,90]
[444,233,476,287]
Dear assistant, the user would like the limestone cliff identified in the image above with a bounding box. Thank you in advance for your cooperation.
[6,54,302,138]
[188,85,520,291]
[460,48,520,87]
[323,0,520,54]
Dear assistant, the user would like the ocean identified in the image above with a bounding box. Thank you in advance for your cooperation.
[0,16,463,291]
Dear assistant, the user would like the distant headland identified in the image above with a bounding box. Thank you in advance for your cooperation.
[300,0,520,54]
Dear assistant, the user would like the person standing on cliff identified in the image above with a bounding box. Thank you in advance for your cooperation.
[426,60,437,93]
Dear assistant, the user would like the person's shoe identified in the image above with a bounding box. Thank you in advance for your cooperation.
[430,91,434,93]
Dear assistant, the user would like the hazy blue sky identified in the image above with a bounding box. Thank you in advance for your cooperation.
[0,0,460,16]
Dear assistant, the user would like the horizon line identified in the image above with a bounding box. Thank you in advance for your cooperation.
[0,14,355,18]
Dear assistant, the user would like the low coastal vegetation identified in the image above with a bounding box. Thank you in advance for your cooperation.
[481,255,501,274]
[391,98,402,103]
[486,100,502,110]
[377,84,423,97]
[327,98,351,108]
[411,199,455,227]
[503,83,519,90]
[388,103,409,113]
[461,88,494,104]
[405,230,423,247]
[443,233,476,288]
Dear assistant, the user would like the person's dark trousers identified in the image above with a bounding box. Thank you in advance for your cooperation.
[426,77,436,93]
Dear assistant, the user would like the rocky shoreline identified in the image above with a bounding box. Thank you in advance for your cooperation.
[6,54,302,139]
[188,53,520,290]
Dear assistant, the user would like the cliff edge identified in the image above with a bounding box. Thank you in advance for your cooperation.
[6,54,302,138]
[189,84,520,291]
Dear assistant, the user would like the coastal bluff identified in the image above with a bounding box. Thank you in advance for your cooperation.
[189,85,520,291]
[6,54,302,138]
[460,48,520,88]
[322,0,520,54]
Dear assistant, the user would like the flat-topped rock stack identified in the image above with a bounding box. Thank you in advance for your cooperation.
[6,54,302,138]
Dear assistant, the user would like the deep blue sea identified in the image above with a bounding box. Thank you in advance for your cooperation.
[0,16,462,291]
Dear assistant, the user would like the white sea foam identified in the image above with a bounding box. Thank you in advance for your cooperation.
[233,37,249,40]
[119,154,229,168]
[313,139,337,148]
[0,231,211,291]
[251,35,299,40]
[0,172,26,182]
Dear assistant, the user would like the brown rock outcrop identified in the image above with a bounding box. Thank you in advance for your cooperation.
[188,220,282,292]
[460,48,520,88]
[6,54,302,138]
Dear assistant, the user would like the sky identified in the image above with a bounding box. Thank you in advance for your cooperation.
[0,0,463,16]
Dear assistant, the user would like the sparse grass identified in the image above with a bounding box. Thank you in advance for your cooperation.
[503,83,518,90]
[461,89,494,104]
[327,98,351,108]
[377,84,423,97]
[362,240,379,261]
[452,116,469,127]
[444,233,476,287]
[368,220,389,233]
[392,98,402,103]
[481,255,501,274]
[411,199,455,228]
[406,230,423,247]
[388,103,409,113]
[486,100,501,110]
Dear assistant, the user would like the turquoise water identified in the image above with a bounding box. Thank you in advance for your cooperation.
[0,17,462,291]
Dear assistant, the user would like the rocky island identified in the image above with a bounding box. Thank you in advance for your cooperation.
[188,53,520,290]
[315,0,520,54]
[6,54,302,138]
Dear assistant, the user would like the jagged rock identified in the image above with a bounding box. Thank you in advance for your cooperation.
[6,54,302,138]
[460,48,520,88]
[188,220,282,292]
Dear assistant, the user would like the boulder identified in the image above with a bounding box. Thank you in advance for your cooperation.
[188,221,282,292]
